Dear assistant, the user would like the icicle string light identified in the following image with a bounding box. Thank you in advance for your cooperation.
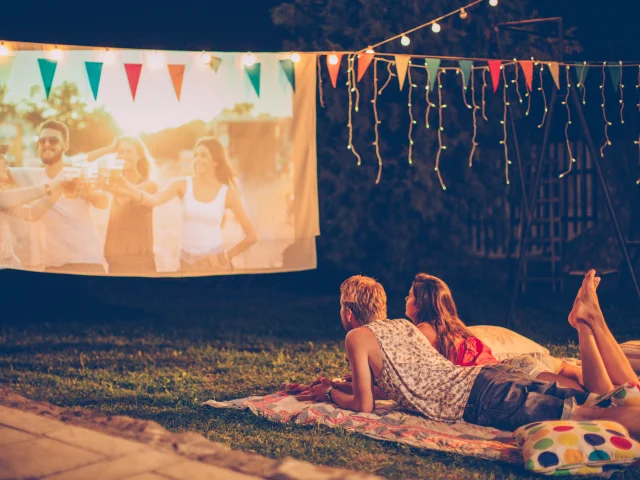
[434,70,447,190]
[346,56,362,166]
[500,68,510,185]
[481,67,488,120]
[379,62,394,95]
[537,63,548,129]
[425,68,436,128]
[559,66,575,178]
[317,56,325,108]
[459,68,472,109]
[619,61,624,124]
[512,59,523,103]
[372,60,383,184]
[600,62,611,157]
[469,68,479,167]
[407,62,415,165]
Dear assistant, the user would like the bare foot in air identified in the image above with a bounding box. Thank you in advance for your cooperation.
[568,270,602,329]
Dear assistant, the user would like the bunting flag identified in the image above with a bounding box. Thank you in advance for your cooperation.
[124,63,143,101]
[425,58,441,90]
[167,64,186,101]
[608,64,621,93]
[279,59,295,92]
[458,60,473,88]
[357,52,374,82]
[0,56,15,88]
[84,61,103,101]
[245,63,261,97]
[395,55,410,90]
[37,59,58,99]
[326,54,343,88]
[548,62,560,89]
[208,56,222,73]
[519,60,534,91]
[575,62,589,87]
[487,60,502,92]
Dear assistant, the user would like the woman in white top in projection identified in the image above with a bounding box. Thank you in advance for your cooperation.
[113,137,257,273]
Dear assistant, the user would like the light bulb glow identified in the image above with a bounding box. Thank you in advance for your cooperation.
[148,51,165,69]
[0,42,9,56]
[400,35,410,46]
[328,54,339,65]
[489,0,498,6]
[103,49,116,65]
[49,47,63,61]
[365,48,375,54]
[431,22,441,33]
[459,8,468,19]
[243,53,256,67]
[290,52,301,63]
[201,52,212,64]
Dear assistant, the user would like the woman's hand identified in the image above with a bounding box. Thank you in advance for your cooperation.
[104,176,138,199]
[296,377,332,402]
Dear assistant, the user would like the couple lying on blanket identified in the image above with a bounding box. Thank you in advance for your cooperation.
[295,270,640,440]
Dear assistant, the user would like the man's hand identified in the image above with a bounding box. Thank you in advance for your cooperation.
[296,377,332,402]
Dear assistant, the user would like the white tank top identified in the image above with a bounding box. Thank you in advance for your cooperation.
[181,177,228,259]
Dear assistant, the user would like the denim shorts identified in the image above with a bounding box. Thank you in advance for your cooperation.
[462,364,590,431]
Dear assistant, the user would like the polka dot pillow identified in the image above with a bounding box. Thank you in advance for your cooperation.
[514,420,640,476]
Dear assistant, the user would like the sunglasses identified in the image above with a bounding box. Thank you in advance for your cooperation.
[37,137,61,146]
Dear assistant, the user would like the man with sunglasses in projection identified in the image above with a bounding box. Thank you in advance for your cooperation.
[10,120,109,274]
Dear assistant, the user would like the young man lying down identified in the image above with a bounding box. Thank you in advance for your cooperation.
[296,271,640,440]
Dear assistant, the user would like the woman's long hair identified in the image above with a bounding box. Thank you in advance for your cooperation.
[411,273,474,362]
[116,135,153,181]
[195,137,236,189]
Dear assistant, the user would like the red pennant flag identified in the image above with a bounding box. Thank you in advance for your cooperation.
[519,60,533,91]
[326,54,343,88]
[124,64,142,101]
[168,64,186,101]
[488,60,502,92]
[357,52,374,82]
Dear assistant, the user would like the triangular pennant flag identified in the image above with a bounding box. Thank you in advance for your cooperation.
[425,58,441,90]
[487,60,502,92]
[84,61,103,101]
[519,60,534,91]
[209,56,222,73]
[326,54,343,88]
[167,64,186,101]
[458,60,473,88]
[245,63,261,97]
[395,55,410,90]
[279,59,295,92]
[0,56,15,88]
[574,62,589,87]
[608,64,621,93]
[357,52,374,82]
[548,62,560,89]
[124,64,143,101]
[37,58,58,99]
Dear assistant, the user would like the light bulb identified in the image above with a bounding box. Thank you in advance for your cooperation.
[459,8,468,19]
[243,53,256,67]
[489,0,498,6]
[103,49,116,65]
[400,35,410,46]
[0,42,9,56]
[431,22,441,33]
[201,52,212,64]
[328,54,339,65]
[49,47,63,61]
[290,52,301,63]
[148,51,165,69]
[365,47,375,55]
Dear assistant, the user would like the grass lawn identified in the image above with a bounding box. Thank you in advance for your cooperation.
[1,272,639,479]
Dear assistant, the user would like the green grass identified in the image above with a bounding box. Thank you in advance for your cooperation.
[1,277,639,479]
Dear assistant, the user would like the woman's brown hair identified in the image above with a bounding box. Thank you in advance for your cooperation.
[411,273,474,362]
[195,137,236,189]
[115,135,153,181]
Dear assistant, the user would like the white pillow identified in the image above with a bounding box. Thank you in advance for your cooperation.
[468,325,550,361]
[621,341,640,374]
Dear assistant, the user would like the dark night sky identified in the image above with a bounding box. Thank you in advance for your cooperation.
[1,1,639,60]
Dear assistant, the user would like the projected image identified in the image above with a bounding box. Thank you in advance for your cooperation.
[0,46,318,276]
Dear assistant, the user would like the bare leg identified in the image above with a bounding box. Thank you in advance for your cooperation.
[570,404,640,441]
[536,372,585,391]
[576,323,614,394]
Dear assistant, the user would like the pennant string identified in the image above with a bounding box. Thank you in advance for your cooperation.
[537,64,548,129]
[407,63,415,165]
[600,62,612,157]
[469,68,478,167]
[317,56,325,108]
[559,66,575,179]
[372,60,383,184]
[501,68,510,185]
[435,70,446,191]
[346,55,362,166]
[481,68,488,121]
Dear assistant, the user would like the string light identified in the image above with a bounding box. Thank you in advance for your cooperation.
[431,22,441,33]
[459,8,468,19]
[103,49,116,65]
[489,0,498,6]
[290,52,301,63]
[637,66,640,185]
[148,51,165,69]
[407,62,416,165]
[328,54,339,66]
[372,60,383,184]
[618,61,624,124]
[537,63,548,128]
[401,35,411,47]
[500,67,510,185]
[0,42,9,56]
[379,62,395,95]
[481,67,488,121]
[49,46,63,61]
[201,52,212,64]
[243,53,257,67]
[469,67,479,167]
[424,62,436,128]
[600,62,611,157]
[512,59,523,103]
[317,56,325,108]
[346,55,362,166]
[559,66,575,179]
[458,68,472,109]
[365,48,375,55]
[578,61,587,105]
[435,70,447,190]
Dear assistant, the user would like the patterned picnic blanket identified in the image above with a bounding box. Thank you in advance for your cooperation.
[204,390,523,464]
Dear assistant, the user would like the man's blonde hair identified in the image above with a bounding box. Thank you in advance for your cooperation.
[340,275,387,325]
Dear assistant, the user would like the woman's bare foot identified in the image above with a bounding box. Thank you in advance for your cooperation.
[568,270,603,329]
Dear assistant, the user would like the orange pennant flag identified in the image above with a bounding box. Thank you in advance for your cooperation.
[548,62,560,89]
[519,60,533,91]
[357,52,374,82]
[395,55,410,91]
[326,54,343,88]
[168,64,186,101]
[487,60,502,92]
[124,64,143,101]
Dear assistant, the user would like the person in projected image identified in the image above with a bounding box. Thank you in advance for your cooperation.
[109,136,257,273]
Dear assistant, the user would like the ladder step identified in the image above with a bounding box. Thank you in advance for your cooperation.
[524,256,561,262]
[529,218,562,224]
[527,237,562,244]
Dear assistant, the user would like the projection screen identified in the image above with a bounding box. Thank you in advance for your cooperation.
[0,43,319,276]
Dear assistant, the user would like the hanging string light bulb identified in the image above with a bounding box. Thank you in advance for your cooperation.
[559,65,575,179]
[618,61,624,124]
[577,61,587,105]
[407,62,416,165]
[459,8,468,19]
[316,56,325,108]
[489,0,499,5]
[512,59,523,103]
[434,70,447,190]
[481,67,489,121]
[49,46,63,61]
[424,64,437,129]
[600,62,612,157]
[431,22,441,33]
[500,68,510,185]
[469,67,479,167]
[537,63,548,128]
[0,42,10,56]
[346,55,362,166]
[458,67,472,109]
[290,52,301,63]
[372,60,383,184]
[400,35,411,47]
